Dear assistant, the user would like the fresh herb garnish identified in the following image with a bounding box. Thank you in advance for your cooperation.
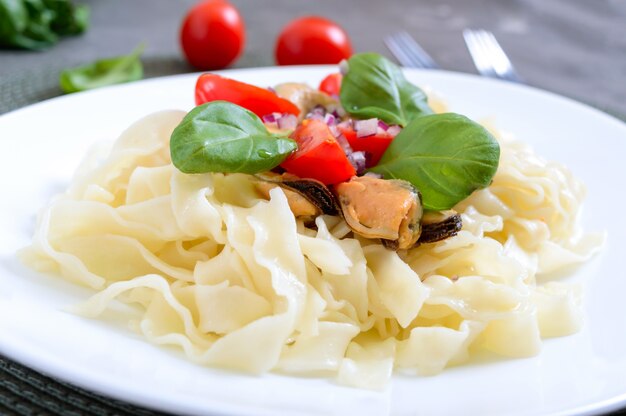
[339,52,433,127]
[0,0,89,50]
[170,101,297,174]
[369,113,500,210]
[59,45,144,93]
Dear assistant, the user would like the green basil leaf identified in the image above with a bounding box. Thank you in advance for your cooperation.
[0,0,29,40]
[59,45,143,93]
[170,101,297,175]
[369,113,500,210]
[0,0,88,50]
[46,0,89,35]
[339,52,433,126]
[0,0,57,49]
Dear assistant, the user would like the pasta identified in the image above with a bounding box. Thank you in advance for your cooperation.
[21,109,603,389]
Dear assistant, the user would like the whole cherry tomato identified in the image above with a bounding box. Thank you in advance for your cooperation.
[180,0,245,70]
[275,16,352,66]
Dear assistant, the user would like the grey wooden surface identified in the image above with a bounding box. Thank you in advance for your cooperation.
[1,1,625,415]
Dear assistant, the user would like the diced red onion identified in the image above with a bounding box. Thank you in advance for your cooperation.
[337,120,353,130]
[328,124,340,137]
[355,118,378,138]
[377,120,389,131]
[262,114,276,123]
[311,105,325,115]
[387,125,402,137]
[324,113,336,126]
[349,151,367,175]
[262,112,284,124]
[277,114,297,130]
[335,133,354,155]
[267,87,276,94]
[307,112,324,122]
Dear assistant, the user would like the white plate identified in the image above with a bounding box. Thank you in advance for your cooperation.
[1,66,625,416]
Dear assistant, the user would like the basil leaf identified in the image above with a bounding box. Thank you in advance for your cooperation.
[0,0,28,40]
[340,52,433,126]
[0,0,89,50]
[47,0,89,35]
[59,45,144,93]
[369,113,500,210]
[170,101,297,175]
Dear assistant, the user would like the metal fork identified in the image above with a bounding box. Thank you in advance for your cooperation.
[463,29,523,83]
[384,31,439,69]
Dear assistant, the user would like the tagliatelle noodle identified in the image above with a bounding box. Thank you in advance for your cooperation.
[21,110,603,389]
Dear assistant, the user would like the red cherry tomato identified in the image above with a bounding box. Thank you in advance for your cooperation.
[281,119,355,184]
[180,0,245,70]
[338,125,394,167]
[195,74,300,117]
[275,16,352,66]
[319,73,342,96]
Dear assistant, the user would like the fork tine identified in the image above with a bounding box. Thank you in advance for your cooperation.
[384,32,438,69]
[384,34,418,68]
[395,31,439,69]
[463,29,497,78]
[480,31,522,82]
[463,29,523,83]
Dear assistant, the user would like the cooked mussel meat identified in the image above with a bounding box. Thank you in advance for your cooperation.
[273,83,339,117]
[334,176,423,250]
[254,172,462,249]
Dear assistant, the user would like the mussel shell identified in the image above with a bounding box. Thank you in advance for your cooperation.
[280,180,339,216]
[254,173,339,216]
[417,211,462,244]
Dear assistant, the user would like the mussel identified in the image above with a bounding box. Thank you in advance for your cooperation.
[273,83,339,117]
[253,173,462,249]
[253,172,338,222]
[419,210,463,244]
[334,176,423,250]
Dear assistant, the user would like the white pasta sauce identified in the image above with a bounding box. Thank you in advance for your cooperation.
[21,110,604,389]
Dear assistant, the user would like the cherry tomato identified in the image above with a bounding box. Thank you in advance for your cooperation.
[319,73,342,96]
[275,16,352,66]
[281,119,355,184]
[195,74,300,117]
[180,0,245,70]
[338,125,394,167]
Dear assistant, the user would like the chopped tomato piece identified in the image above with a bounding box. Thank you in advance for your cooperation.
[195,74,300,117]
[338,125,394,166]
[318,73,342,96]
[281,119,355,185]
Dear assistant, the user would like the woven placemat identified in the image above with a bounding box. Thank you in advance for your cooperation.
[1,57,624,416]
[0,354,167,416]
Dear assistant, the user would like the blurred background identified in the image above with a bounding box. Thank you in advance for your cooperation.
[1,0,625,116]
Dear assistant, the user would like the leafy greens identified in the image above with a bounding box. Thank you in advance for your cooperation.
[170,101,297,174]
[0,0,88,50]
[369,113,500,210]
[59,45,144,93]
[339,52,433,126]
